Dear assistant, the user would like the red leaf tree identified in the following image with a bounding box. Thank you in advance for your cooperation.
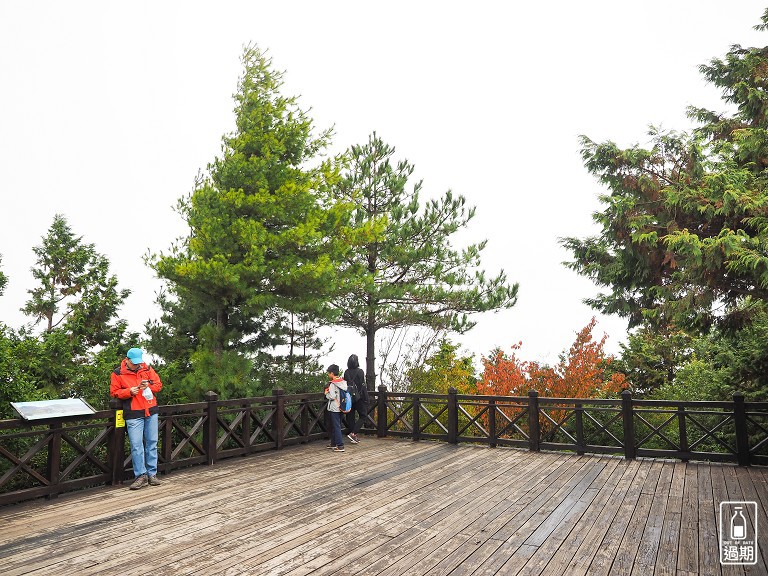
[478,318,627,398]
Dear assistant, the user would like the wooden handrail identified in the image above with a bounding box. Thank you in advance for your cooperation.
[1,388,766,507]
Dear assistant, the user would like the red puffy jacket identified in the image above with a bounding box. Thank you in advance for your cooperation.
[110,359,163,419]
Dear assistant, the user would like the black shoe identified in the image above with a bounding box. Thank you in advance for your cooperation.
[347,433,359,444]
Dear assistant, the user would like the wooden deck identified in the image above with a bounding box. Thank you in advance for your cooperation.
[0,438,766,575]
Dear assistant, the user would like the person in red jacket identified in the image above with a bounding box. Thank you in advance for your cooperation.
[110,347,164,490]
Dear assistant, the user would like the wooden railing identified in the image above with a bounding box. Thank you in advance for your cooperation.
[0,390,328,507]
[1,388,766,506]
[371,388,768,467]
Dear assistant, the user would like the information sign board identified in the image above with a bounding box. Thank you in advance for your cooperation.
[11,398,97,421]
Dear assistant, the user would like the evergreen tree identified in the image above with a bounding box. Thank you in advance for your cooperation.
[562,12,768,334]
[22,214,129,349]
[611,327,694,394]
[14,215,131,402]
[150,46,348,398]
[333,133,518,389]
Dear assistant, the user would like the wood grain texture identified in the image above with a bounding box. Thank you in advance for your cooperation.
[0,438,766,575]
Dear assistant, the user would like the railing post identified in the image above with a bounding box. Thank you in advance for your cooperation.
[528,390,540,452]
[621,389,636,460]
[377,385,388,438]
[160,410,172,474]
[488,398,497,448]
[413,396,421,441]
[677,405,689,462]
[242,400,252,454]
[273,388,285,451]
[447,387,458,444]
[300,396,309,443]
[204,391,218,466]
[46,420,62,499]
[733,394,750,466]
[575,402,585,455]
[108,398,126,485]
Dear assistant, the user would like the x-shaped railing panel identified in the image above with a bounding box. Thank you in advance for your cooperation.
[305,402,327,435]
[386,400,414,433]
[634,411,680,451]
[216,410,247,451]
[248,407,277,445]
[457,404,489,438]
[685,412,736,454]
[747,413,768,454]
[58,427,111,480]
[0,432,54,488]
[168,414,207,461]
[419,402,449,435]
[495,406,529,440]
[539,407,577,444]
[582,410,623,446]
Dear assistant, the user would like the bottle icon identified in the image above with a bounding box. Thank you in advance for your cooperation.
[731,506,747,540]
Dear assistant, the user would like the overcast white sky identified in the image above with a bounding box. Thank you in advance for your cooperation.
[1,1,766,371]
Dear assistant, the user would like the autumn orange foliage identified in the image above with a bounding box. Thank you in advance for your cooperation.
[477,317,627,399]
[476,318,627,438]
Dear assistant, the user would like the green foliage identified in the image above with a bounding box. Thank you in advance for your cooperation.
[268,312,332,390]
[406,339,477,395]
[0,215,135,416]
[625,303,768,402]
[564,13,768,403]
[650,355,724,402]
[612,327,694,395]
[0,326,44,419]
[69,330,137,410]
[562,18,768,334]
[0,254,7,297]
[150,45,349,399]
[334,133,518,387]
[22,214,129,349]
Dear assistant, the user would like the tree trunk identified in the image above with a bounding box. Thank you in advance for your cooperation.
[365,327,376,392]
[214,307,228,356]
[366,301,376,391]
[288,313,295,374]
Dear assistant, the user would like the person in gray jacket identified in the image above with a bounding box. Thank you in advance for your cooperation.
[325,364,348,452]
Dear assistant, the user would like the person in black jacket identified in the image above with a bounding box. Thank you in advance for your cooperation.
[343,354,368,444]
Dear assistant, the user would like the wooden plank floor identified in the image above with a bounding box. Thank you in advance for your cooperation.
[0,438,766,575]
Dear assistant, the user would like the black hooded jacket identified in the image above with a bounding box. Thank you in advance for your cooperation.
[343,354,368,404]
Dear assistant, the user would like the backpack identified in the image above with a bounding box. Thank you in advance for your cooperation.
[338,386,352,413]
[346,380,359,403]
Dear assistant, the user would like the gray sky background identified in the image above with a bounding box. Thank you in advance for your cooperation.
[1,1,766,371]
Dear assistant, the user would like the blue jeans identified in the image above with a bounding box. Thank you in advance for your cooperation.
[330,411,344,448]
[126,413,158,477]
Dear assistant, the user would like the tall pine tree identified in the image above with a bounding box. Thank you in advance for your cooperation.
[150,46,348,397]
[23,214,129,349]
[333,133,518,389]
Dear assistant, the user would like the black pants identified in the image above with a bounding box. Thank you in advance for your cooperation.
[346,401,369,435]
